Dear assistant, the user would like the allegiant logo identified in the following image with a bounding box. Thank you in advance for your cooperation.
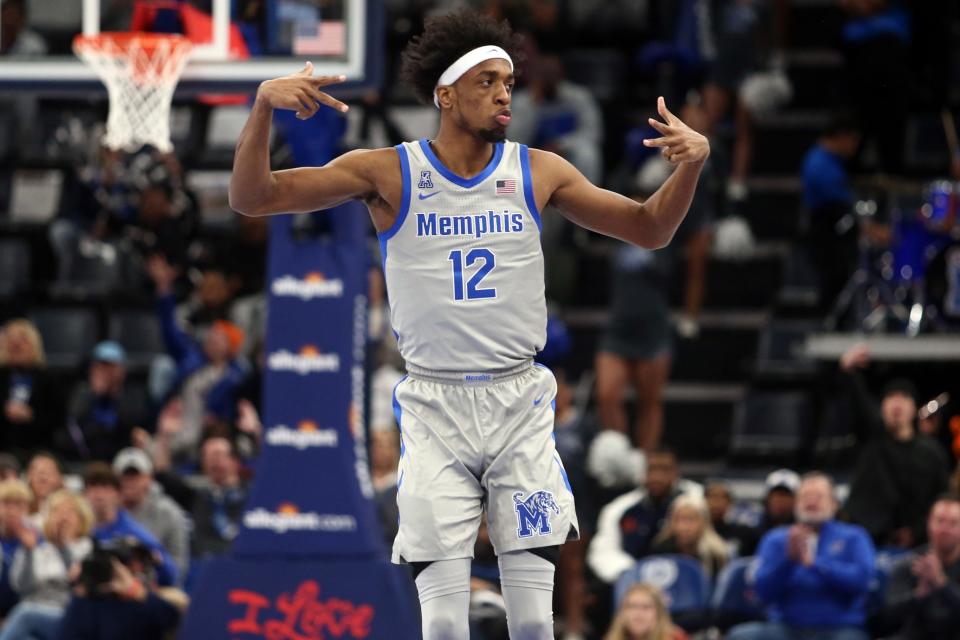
[271,272,344,300]
[243,503,357,533]
[265,420,339,449]
[267,345,340,374]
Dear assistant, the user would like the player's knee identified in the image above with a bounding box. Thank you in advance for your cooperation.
[422,614,464,640]
[507,615,553,640]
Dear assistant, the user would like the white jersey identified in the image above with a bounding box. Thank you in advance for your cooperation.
[379,139,546,373]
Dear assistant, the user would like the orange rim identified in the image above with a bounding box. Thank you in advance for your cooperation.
[73,32,192,55]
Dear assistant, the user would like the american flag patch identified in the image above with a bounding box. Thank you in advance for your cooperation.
[495,179,517,195]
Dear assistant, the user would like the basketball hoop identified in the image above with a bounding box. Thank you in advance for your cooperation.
[73,33,192,153]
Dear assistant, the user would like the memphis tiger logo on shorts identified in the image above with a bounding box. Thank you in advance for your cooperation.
[271,272,344,300]
[267,345,340,374]
[513,490,561,538]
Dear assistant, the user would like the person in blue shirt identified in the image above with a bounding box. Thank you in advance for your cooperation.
[800,115,861,313]
[727,472,875,640]
[82,462,179,587]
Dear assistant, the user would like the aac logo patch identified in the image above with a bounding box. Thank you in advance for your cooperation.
[513,490,560,538]
[418,170,433,189]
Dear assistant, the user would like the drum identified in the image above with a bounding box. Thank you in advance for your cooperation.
[921,179,958,233]
[890,181,957,283]
[926,239,960,322]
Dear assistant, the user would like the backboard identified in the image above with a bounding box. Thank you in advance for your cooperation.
[0,0,380,95]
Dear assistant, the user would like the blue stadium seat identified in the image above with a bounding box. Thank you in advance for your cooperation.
[614,554,712,614]
[711,556,765,630]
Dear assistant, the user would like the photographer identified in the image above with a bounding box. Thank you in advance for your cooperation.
[82,463,179,586]
[1,490,93,640]
[58,538,188,640]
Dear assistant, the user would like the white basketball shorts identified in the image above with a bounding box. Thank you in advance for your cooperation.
[390,361,580,563]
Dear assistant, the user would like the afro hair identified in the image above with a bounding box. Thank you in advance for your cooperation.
[400,9,522,106]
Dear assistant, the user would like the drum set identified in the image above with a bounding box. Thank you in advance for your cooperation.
[826,178,960,334]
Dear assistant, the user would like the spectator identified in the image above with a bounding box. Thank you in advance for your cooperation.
[0,479,37,617]
[147,255,248,467]
[603,582,689,640]
[0,454,19,481]
[507,53,603,183]
[56,341,149,463]
[800,115,861,312]
[0,0,46,56]
[702,0,791,201]
[83,463,179,587]
[174,263,240,338]
[155,436,249,559]
[588,447,702,584]
[595,239,672,452]
[0,319,64,463]
[57,547,188,640]
[113,448,190,582]
[839,0,912,173]
[880,493,960,639]
[741,468,801,553]
[370,429,401,548]
[651,493,730,578]
[0,490,93,640]
[841,345,950,548]
[704,482,757,558]
[24,452,65,530]
[727,472,875,640]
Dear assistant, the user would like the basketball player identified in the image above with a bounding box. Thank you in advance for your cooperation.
[230,10,708,639]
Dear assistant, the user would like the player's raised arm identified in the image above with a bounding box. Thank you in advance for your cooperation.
[229,63,376,216]
[542,97,709,249]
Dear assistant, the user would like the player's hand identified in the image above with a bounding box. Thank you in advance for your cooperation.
[257,61,349,120]
[643,97,710,165]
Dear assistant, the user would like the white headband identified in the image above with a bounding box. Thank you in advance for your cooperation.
[433,45,514,108]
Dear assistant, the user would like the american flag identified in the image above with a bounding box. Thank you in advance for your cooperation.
[294,20,346,56]
[495,179,517,195]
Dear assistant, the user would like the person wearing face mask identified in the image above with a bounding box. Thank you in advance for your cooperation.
[840,344,950,549]
[726,473,876,640]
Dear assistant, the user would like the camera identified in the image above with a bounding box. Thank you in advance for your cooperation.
[76,537,155,596]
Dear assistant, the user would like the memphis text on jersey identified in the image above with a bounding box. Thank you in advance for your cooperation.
[416,209,525,240]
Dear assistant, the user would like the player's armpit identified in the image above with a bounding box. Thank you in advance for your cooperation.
[240,148,393,216]
[533,150,670,249]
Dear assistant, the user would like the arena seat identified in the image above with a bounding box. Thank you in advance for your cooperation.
[108,309,165,370]
[711,556,765,631]
[30,307,100,370]
[614,554,712,613]
[0,237,31,298]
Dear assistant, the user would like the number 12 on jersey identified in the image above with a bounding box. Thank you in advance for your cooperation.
[448,248,496,301]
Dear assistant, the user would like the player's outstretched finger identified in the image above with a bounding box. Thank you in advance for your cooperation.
[647,118,672,135]
[643,136,670,148]
[657,96,677,124]
[311,74,348,87]
[298,61,314,76]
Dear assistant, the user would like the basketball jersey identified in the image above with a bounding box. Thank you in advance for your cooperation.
[379,139,546,372]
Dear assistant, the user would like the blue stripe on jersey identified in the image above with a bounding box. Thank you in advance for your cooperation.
[418,138,504,189]
[519,144,542,232]
[379,144,412,250]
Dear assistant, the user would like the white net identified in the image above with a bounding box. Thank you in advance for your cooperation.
[74,33,193,153]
